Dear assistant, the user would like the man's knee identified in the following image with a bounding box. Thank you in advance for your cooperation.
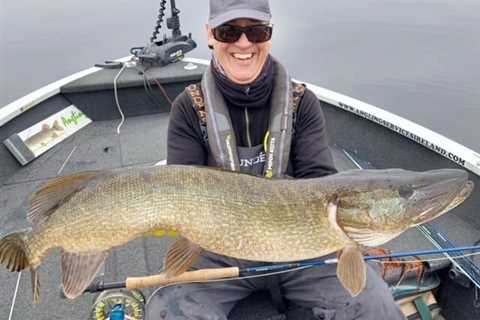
[145,285,228,320]
[282,264,404,319]
[145,286,187,320]
[353,267,405,319]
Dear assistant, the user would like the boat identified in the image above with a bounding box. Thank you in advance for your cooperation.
[1,2,479,319]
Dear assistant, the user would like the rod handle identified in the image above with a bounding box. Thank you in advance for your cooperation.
[125,267,240,289]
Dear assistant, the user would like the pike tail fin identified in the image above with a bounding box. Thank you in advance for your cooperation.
[0,230,31,272]
[0,230,41,303]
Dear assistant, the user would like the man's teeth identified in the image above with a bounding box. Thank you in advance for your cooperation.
[233,53,253,60]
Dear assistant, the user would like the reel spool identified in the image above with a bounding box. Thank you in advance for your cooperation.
[91,289,146,320]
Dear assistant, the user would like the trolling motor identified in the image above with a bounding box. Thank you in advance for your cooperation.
[131,0,197,68]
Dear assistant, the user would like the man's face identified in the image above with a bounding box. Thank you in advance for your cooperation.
[207,19,272,84]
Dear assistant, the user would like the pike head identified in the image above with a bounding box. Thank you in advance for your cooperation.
[333,168,474,247]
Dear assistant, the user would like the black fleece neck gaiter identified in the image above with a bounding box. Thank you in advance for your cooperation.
[211,55,274,109]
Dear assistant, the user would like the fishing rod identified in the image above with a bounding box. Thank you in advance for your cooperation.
[417,224,480,289]
[85,245,480,293]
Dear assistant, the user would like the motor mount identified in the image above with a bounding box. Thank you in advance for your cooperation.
[131,0,197,68]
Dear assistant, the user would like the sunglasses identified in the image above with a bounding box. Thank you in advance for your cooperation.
[212,24,273,43]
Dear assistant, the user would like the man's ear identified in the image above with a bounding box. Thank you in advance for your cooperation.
[205,24,215,50]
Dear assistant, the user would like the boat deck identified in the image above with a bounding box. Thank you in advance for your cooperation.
[1,113,477,319]
[1,58,478,319]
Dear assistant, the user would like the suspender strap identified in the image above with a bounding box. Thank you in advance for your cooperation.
[292,82,306,135]
[201,66,241,171]
[187,81,305,133]
[186,84,208,143]
[263,61,293,178]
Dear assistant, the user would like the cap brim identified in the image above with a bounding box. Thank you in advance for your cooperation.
[209,9,271,28]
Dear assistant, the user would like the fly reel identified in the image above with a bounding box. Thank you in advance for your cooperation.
[91,289,146,320]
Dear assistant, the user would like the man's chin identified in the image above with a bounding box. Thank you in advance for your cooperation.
[227,68,262,84]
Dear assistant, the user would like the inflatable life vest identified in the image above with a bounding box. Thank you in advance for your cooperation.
[186,60,305,178]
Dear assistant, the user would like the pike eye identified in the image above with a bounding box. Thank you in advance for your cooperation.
[399,187,413,199]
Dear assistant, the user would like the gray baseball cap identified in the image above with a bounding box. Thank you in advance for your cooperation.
[209,0,272,28]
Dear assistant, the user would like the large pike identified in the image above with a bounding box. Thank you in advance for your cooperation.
[0,165,473,301]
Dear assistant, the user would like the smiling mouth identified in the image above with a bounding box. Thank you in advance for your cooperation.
[232,53,255,61]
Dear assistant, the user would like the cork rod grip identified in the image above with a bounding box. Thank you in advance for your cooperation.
[126,267,240,289]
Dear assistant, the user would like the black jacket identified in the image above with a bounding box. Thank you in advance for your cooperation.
[167,86,337,178]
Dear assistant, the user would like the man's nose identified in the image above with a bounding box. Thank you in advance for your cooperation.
[235,33,252,47]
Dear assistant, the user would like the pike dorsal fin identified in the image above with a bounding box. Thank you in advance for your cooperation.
[336,244,367,297]
[28,171,104,226]
[61,251,108,299]
[162,237,202,277]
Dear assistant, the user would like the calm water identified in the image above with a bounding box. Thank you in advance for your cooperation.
[1,0,479,150]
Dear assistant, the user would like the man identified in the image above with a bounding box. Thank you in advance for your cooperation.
[146,0,405,319]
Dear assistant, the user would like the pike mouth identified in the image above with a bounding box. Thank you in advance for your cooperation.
[441,180,474,212]
[409,172,473,225]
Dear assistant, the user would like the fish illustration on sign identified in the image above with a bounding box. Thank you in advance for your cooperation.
[24,120,65,154]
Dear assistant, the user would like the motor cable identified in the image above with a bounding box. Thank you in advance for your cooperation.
[144,69,174,107]
[141,69,165,107]
[113,63,127,134]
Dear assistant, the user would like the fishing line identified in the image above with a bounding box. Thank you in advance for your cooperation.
[8,272,22,320]
[114,63,127,134]
[57,146,77,175]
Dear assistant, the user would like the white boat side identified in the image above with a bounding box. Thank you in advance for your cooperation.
[0,56,133,128]
[1,56,479,175]
[303,81,480,176]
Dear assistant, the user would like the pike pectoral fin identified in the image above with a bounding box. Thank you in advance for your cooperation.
[336,244,367,297]
[343,226,403,247]
[162,237,202,277]
[61,251,108,299]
